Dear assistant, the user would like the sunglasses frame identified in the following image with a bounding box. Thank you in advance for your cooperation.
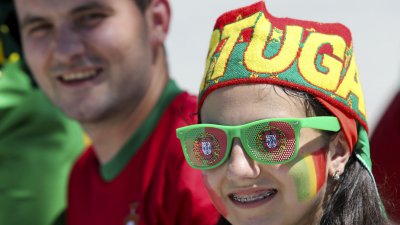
[176,116,341,170]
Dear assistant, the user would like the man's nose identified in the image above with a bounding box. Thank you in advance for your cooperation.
[52,24,85,63]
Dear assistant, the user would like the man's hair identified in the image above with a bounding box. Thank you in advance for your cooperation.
[135,0,151,12]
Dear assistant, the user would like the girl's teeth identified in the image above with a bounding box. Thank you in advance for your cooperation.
[232,190,276,203]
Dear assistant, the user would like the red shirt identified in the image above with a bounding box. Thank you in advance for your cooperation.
[371,91,400,221]
[67,82,219,225]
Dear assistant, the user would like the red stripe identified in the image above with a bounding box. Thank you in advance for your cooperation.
[312,148,327,192]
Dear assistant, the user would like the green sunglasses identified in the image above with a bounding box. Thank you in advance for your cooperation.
[176,116,340,170]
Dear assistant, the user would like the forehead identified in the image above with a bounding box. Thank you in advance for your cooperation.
[15,0,129,20]
[200,84,307,125]
[15,0,90,13]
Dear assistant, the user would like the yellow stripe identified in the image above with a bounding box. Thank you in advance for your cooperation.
[0,24,9,66]
[9,52,20,63]
[0,39,4,65]
[305,155,317,198]
[83,133,92,147]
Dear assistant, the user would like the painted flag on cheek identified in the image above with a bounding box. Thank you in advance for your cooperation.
[289,149,327,201]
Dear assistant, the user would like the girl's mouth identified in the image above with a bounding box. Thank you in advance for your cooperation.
[229,189,277,208]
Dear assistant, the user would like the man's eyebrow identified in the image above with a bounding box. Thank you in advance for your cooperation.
[19,2,111,30]
[20,16,48,30]
[70,2,111,14]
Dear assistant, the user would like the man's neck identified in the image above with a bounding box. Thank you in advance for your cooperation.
[83,49,169,164]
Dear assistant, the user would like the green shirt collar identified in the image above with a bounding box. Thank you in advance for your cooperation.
[100,79,181,181]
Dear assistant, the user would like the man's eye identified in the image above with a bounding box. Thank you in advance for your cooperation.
[26,23,53,38]
[76,12,107,27]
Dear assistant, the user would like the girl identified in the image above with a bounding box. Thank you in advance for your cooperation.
[177,1,393,225]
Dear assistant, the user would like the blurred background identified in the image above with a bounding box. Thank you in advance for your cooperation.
[166,0,400,132]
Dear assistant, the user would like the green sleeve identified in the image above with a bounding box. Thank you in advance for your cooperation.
[0,48,84,225]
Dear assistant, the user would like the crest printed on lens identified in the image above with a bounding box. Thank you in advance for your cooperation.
[201,141,213,156]
[263,130,279,150]
[257,125,286,154]
[248,121,296,163]
[195,135,218,161]
[191,127,227,167]
[265,134,277,148]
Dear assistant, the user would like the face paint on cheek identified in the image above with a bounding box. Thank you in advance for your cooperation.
[288,148,327,201]
[202,173,228,217]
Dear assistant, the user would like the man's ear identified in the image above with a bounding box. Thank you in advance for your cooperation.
[328,131,351,178]
[146,0,170,47]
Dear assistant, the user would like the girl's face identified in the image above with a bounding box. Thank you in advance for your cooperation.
[200,84,332,225]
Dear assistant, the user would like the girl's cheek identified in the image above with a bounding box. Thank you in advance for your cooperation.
[288,148,327,202]
[202,172,228,217]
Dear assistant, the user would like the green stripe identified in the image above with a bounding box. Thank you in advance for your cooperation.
[288,158,311,201]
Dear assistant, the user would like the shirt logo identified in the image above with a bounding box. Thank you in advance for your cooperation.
[124,202,140,225]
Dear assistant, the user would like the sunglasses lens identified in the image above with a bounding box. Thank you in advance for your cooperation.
[245,121,296,163]
[183,127,228,168]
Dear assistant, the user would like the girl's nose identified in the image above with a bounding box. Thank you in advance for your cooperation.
[226,138,261,181]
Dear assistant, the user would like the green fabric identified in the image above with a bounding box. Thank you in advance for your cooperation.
[355,126,372,174]
[203,33,366,124]
[0,26,84,225]
[100,80,181,181]
[354,126,388,218]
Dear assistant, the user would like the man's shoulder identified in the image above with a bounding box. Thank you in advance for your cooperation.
[167,91,198,125]
[171,91,197,107]
[146,91,198,169]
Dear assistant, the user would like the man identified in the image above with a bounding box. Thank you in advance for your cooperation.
[14,0,219,224]
[0,2,85,225]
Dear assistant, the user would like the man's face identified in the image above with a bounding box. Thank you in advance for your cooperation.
[16,0,154,123]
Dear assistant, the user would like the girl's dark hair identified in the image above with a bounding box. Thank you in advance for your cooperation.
[216,217,231,225]
[320,155,391,224]
[216,87,392,225]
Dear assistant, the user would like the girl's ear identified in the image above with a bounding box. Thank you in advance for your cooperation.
[328,131,351,178]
